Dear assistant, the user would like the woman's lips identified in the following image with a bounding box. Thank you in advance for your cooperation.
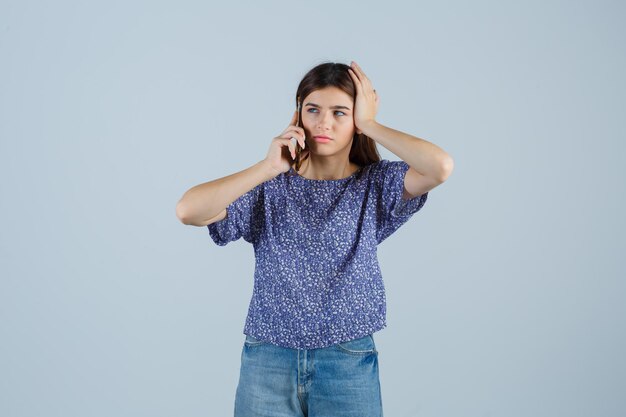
[313,136,331,143]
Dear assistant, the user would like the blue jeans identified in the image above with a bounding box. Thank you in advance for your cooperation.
[233,333,383,417]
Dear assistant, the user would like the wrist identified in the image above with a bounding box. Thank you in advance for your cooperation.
[257,159,281,180]
[358,120,379,137]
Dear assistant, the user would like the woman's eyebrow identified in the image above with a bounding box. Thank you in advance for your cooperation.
[304,102,351,111]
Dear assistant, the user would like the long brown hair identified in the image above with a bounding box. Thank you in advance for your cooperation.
[289,62,381,174]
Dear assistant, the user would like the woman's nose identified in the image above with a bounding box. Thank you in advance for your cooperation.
[317,111,333,130]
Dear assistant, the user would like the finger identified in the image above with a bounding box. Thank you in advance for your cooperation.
[348,66,360,84]
[279,128,303,140]
[290,135,306,152]
[281,137,296,159]
[348,66,362,88]
[284,126,306,145]
[281,126,306,144]
[351,62,374,89]
[348,67,363,94]
[282,125,304,134]
[351,61,369,81]
[289,109,298,127]
[297,131,306,149]
[350,68,376,98]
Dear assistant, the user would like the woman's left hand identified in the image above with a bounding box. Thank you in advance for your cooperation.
[347,61,379,134]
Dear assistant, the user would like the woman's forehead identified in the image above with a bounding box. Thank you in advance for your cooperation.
[304,87,352,106]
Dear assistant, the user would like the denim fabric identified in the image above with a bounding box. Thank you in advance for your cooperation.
[234,333,383,417]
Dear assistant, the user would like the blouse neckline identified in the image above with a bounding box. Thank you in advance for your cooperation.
[287,165,363,182]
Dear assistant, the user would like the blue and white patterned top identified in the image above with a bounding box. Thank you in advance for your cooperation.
[207,159,428,349]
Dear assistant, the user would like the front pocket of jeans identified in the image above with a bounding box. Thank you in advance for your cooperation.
[336,334,377,355]
[243,334,266,347]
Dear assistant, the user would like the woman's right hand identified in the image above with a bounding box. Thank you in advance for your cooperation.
[263,110,308,176]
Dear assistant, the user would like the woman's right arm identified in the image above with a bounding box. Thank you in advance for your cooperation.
[175,160,278,227]
[175,110,307,227]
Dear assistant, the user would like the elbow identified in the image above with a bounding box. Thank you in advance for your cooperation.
[176,200,192,225]
[437,155,454,182]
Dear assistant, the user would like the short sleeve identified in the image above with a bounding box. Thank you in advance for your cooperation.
[207,183,264,246]
[374,160,428,244]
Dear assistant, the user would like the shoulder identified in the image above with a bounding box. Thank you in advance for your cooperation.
[362,159,408,179]
[251,170,292,201]
[365,159,405,169]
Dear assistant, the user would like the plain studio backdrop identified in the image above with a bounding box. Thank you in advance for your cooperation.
[1,1,624,416]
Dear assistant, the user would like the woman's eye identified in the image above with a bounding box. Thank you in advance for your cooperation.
[307,108,345,116]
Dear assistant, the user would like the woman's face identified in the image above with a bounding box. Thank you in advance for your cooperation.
[301,87,357,155]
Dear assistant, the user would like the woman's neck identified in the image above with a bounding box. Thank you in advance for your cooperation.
[296,156,360,180]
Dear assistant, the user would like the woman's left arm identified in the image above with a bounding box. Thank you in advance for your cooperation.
[348,61,454,198]
[361,121,454,198]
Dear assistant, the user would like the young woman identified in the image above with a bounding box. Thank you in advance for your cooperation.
[176,61,453,417]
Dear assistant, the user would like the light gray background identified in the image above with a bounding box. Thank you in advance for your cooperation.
[1,1,624,416]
